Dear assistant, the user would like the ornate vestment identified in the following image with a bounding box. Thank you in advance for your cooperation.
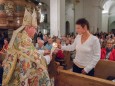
[2,30,51,86]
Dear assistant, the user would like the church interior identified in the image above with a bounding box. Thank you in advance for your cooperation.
[0,0,115,86]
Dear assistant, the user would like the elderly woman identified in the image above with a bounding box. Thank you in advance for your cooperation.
[101,40,115,61]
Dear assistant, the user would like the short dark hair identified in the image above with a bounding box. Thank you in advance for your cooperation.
[76,18,90,30]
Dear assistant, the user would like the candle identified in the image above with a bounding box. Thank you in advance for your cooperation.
[51,42,58,54]
[52,42,58,48]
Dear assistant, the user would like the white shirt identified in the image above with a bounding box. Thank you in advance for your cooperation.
[62,34,101,73]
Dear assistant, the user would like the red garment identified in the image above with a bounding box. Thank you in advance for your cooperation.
[2,44,8,50]
[0,44,8,55]
[56,50,64,59]
[101,48,115,61]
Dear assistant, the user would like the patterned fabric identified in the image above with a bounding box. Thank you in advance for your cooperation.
[2,31,51,86]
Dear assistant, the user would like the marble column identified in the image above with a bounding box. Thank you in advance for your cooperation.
[50,0,65,37]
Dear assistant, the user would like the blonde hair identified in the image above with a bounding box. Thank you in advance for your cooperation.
[107,40,114,44]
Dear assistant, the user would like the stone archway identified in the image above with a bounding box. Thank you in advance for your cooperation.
[66,21,70,35]
[109,21,115,32]
[102,0,115,32]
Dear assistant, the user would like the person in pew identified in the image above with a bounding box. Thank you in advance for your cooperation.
[101,40,115,61]
[36,39,52,64]
[58,18,101,76]
[43,35,48,46]
[0,38,9,61]
[0,38,9,53]
[35,37,40,47]
[45,38,53,50]
[36,39,46,50]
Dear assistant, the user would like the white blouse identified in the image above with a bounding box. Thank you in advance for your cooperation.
[62,34,101,73]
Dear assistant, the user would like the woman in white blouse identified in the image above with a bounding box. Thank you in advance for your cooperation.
[58,18,101,76]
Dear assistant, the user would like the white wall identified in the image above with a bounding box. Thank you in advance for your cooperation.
[41,0,50,23]
[50,0,60,36]
[102,13,109,32]
[97,8,103,32]
[109,5,115,26]
[60,0,65,36]
[101,0,115,32]
[65,0,75,33]
[50,0,66,37]
[75,0,102,33]
[110,22,115,31]
[109,16,115,31]
[43,0,104,35]
[75,0,83,21]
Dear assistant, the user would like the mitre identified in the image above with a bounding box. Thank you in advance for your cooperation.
[9,8,38,48]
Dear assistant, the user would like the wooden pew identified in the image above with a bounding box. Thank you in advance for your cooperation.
[95,60,115,79]
[48,54,64,78]
[54,60,115,86]
[63,51,73,69]
[55,69,115,86]
[49,53,115,86]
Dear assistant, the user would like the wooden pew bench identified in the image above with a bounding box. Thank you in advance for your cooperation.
[54,60,115,86]
[95,60,115,79]
[48,55,115,86]
[55,69,115,86]
[63,51,73,69]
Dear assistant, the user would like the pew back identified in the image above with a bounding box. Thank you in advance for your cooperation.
[63,51,73,69]
[95,60,115,79]
[55,69,115,86]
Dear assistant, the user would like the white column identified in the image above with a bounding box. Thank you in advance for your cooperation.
[97,7,103,32]
[102,13,109,32]
[60,0,65,36]
[50,0,65,37]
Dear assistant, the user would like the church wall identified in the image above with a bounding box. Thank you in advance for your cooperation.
[41,0,50,23]
[109,16,115,32]
[102,5,115,32]
[65,0,75,34]
[41,0,104,35]
[102,13,109,32]
[75,0,102,33]
[60,0,66,36]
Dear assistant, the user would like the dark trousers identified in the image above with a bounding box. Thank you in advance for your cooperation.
[0,67,3,86]
[73,64,94,76]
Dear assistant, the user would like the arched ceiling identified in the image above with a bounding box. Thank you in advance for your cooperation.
[102,0,115,13]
